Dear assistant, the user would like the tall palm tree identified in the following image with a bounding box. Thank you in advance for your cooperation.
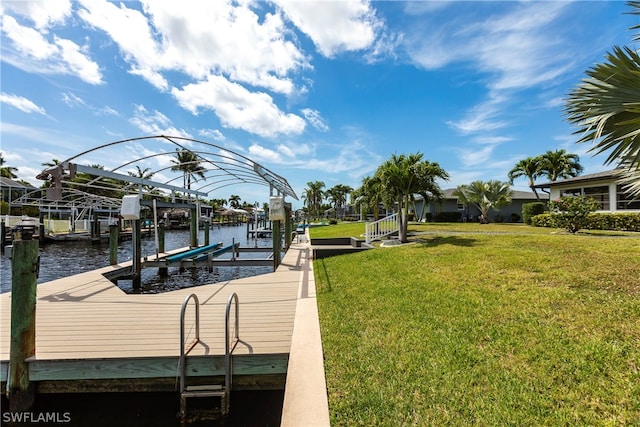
[453,180,513,224]
[0,153,18,178]
[565,1,640,196]
[303,181,325,220]
[375,153,448,242]
[170,149,207,190]
[539,149,583,182]
[508,156,543,200]
[326,184,353,219]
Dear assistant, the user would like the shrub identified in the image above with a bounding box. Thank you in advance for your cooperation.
[328,218,338,225]
[522,202,546,225]
[510,213,521,223]
[530,213,555,228]
[495,214,505,223]
[585,212,640,232]
[548,196,600,233]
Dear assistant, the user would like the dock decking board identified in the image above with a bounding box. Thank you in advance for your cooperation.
[0,244,310,390]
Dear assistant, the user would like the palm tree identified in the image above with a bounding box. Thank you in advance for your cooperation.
[453,180,513,224]
[565,1,640,196]
[170,149,207,190]
[326,184,353,219]
[41,158,61,168]
[352,175,383,221]
[539,149,583,182]
[127,165,156,195]
[375,153,448,242]
[508,156,543,200]
[0,153,18,178]
[228,194,241,209]
[303,181,325,220]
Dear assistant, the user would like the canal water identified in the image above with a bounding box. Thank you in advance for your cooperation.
[0,225,285,426]
[0,225,276,294]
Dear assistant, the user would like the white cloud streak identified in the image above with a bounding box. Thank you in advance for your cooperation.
[0,92,46,115]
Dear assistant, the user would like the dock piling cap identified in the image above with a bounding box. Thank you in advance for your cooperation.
[13,217,38,241]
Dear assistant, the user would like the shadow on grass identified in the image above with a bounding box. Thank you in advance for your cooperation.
[416,235,478,247]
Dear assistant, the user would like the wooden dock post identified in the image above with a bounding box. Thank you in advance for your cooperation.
[158,222,168,277]
[190,207,198,248]
[272,220,281,270]
[1,220,5,255]
[132,219,141,290]
[109,224,119,265]
[204,221,210,246]
[8,238,38,411]
[39,212,45,243]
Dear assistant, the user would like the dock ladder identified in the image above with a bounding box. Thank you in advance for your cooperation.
[178,292,240,419]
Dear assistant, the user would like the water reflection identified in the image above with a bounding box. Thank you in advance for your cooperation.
[0,226,276,294]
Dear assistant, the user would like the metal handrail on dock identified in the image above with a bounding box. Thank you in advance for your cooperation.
[178,292,240,418]
[178,293,200,393]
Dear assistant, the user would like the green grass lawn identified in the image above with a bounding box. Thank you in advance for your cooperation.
[312,222,640,426]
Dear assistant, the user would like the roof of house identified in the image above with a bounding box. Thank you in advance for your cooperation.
[533,169,622,188]
[415,188,542,201]
[0,176,38,189]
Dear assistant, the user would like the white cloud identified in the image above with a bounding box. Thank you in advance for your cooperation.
[447,101,507,134]
[249,144,282,163]
[77,0,167,89]
[301,108,329,132]
[1,14,58,59]
[198,129,225,142]
[62,92,87,108]
[77,0,310,95]
[172,75,306,138]
[406,2,573,93]
[274,0,383,58]
[129,104,191,137]
[0,13,102,84]
[1,0,72,31]
[0,92,46,115]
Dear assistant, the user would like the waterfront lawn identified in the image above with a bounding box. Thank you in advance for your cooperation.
[313,224,640,425]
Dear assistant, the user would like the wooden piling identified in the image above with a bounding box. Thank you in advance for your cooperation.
[190,208,197,248]
[272,220,281,270]
[9,238,38,411]
[132,219,141,290]
[204,221,210,246]
[158,222,167,277]
[109,224,119,265]
[1,221,5,254]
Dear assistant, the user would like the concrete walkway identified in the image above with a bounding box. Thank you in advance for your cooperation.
[281,233,331,426]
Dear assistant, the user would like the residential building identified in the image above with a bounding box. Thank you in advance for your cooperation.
[533,169,640,212]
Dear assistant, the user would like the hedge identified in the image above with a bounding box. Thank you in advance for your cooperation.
[531,212,640,232]
[522,202,546,225]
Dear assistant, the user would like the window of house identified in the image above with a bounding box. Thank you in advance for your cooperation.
[561,188,582,197]
[616,185,640,210]
[583,186,610,210]
[456,199,464,210]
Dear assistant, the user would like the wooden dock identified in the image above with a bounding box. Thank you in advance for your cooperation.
[0,242,310,394]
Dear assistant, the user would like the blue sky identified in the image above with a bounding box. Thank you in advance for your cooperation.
[0,1,635,209]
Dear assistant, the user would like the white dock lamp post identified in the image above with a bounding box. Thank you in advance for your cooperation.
[121,195,142,289]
